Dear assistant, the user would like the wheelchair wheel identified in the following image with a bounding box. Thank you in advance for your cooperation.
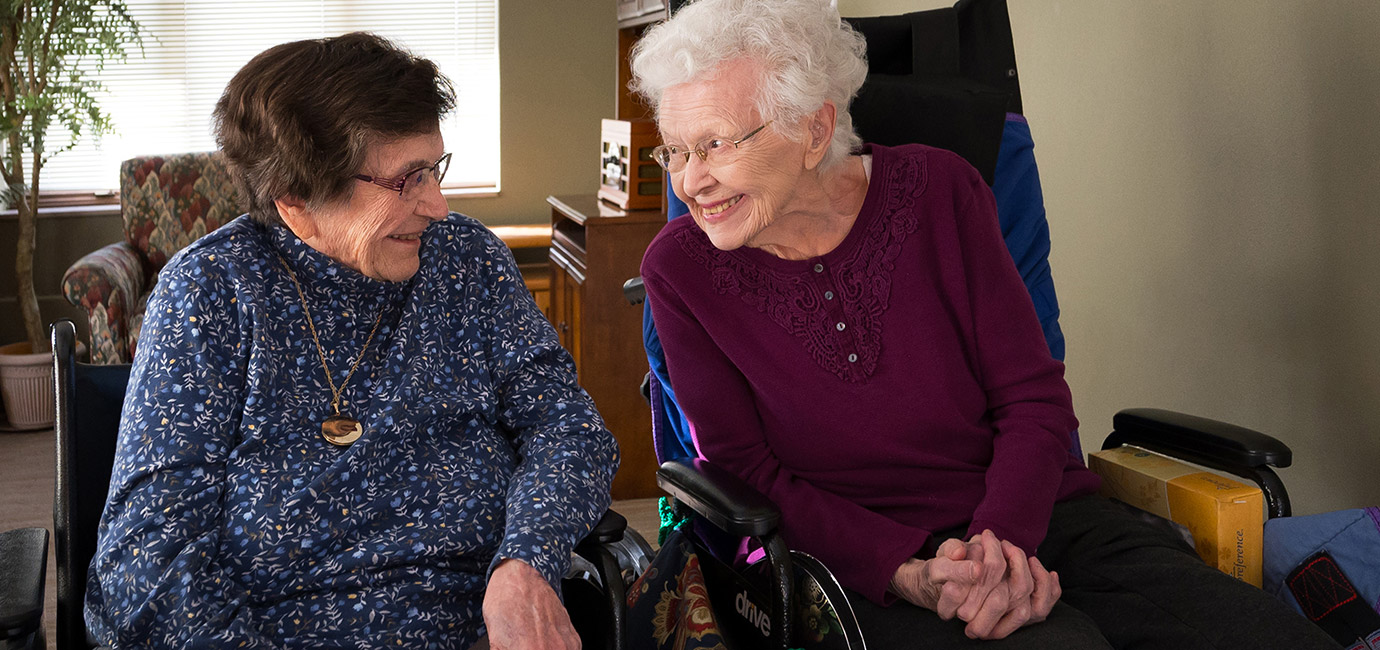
[564,528,656,650]
[791,551,866,650]
[609,528,656,586]
[564,529,655,591]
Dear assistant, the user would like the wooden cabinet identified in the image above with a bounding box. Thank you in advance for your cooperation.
[617,0,666,23]
[616,1,670,120]
[547,195,666,499]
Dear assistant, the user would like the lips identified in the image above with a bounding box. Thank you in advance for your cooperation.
[700,194,742,217]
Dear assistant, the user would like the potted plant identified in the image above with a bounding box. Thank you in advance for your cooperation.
[1,0,143,429]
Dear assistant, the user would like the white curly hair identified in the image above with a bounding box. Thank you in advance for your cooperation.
[629,0,869,171]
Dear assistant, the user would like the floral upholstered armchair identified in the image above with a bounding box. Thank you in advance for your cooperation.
[62,152,244,364]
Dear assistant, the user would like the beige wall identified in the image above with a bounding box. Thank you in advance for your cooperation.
[846,0,1380,513]
[447,0,616,224]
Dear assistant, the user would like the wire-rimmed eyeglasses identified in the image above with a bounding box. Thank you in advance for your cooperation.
[353,152,452,199]
[651,121,773,173]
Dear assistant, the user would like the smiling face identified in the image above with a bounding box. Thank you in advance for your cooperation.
[658,59,814,252]
[279,130,449,282]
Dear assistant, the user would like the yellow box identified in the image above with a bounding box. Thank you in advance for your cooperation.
[1088,445,1263,586]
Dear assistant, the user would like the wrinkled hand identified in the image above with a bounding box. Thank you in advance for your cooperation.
[955,532,1062,640]
[890,531,1062,641]
[950,530,1008,629]
[889,537,980,617]
[483,559,580,650]
[1023,551,1060,628]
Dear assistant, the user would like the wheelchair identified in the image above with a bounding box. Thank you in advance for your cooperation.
[622,1,1300,648]
[0,319,654,650]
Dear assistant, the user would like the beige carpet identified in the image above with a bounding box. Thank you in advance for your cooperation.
[0,429,660,644]
[0,428,57,646]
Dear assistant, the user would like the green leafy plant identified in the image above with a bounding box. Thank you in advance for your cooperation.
[1,0,143,352]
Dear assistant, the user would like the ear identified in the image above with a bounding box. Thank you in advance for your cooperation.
[803,101,837,171]
[273,196,316,239]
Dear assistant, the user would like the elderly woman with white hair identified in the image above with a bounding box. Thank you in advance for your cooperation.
[631,1,1339,648]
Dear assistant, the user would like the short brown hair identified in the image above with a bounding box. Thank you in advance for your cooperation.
[213,32,456,226]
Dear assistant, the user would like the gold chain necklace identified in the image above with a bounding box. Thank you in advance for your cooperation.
[277,255,384,447]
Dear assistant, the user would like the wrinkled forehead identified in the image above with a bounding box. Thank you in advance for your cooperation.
[656,58,767,143]
[360,128,445,176]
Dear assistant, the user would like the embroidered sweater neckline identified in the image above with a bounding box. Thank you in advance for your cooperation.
[671,144,927,382]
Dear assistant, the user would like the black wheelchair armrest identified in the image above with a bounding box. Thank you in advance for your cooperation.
[1102,408,1293,518]
[622,276,646,306]
[1104,408,1292,468]
[657,458,781,538]
[658,459,796,650]
[577,509,627,548]
[0,527,49,642]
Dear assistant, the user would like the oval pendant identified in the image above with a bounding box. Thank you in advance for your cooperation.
[322,415,363,447]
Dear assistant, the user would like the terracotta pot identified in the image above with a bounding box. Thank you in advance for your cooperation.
[0,341,57,431]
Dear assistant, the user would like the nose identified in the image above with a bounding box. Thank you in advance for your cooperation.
[679,154,716,199]
[415,183,448,220]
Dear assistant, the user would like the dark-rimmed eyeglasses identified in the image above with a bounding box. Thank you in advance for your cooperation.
[651,121,773,173]
[353,152,451,199]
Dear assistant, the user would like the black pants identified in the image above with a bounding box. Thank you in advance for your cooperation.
[844,495,1340,650]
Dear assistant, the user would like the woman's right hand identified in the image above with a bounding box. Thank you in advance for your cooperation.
[482,559,581,650]
[888,538,981,618]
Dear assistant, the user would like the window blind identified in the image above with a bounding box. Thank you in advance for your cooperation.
[39,0,499,194]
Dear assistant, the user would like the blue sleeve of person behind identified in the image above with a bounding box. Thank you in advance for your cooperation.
[992,115,1065,363]
[644,299,695,462]
[667,178,690,221]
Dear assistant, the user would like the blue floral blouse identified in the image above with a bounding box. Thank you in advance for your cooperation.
[85,214,618,649]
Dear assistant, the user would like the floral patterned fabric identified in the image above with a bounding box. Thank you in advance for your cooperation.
[121,152,241,268]
[627,527,729,650]
[85,214,619,648]
[62,152,243,364]
[61,241,145,364]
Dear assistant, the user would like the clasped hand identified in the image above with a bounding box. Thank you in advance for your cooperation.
[890,530,1060,640]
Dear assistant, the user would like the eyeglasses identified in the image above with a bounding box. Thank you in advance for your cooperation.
[651,121,773,173]
[353,152,452,199]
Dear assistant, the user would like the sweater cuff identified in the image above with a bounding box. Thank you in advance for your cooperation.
[488,544,566,598]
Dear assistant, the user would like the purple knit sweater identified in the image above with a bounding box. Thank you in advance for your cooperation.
[640,143,1102,605]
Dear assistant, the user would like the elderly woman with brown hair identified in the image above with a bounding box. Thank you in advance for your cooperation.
[631,1,1340,649]
[84,32,615,650]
